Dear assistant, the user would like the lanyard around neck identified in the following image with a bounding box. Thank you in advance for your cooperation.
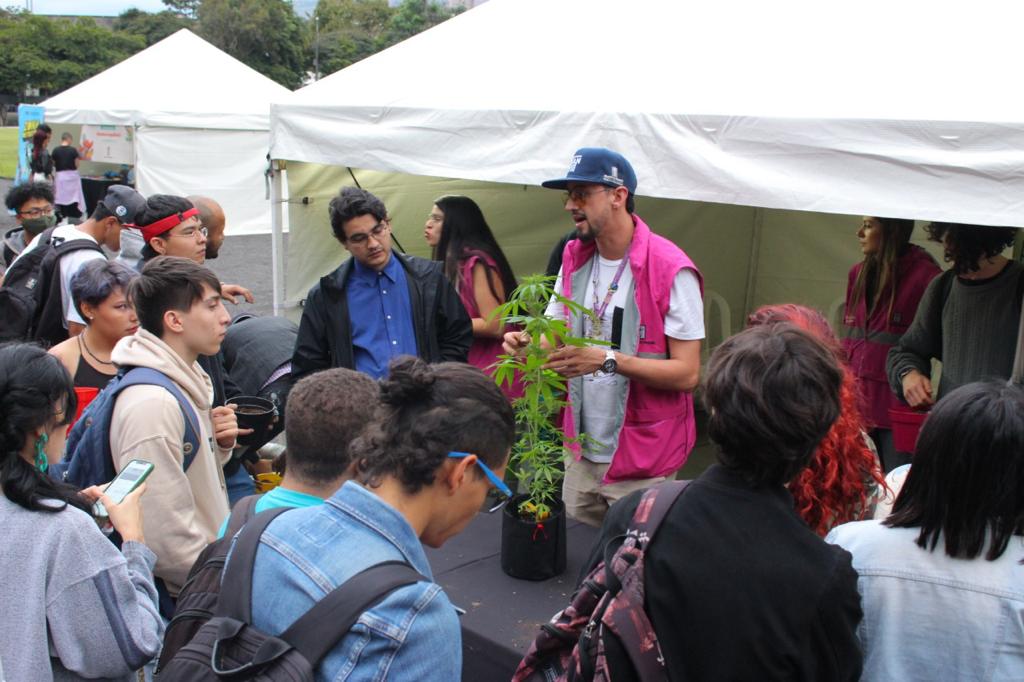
[591,245,631,323]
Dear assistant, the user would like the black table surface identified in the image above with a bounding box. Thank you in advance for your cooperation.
[425,508,600,681]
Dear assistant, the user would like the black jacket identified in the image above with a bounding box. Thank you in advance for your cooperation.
[581,464,863,682]
[292,252,472,380]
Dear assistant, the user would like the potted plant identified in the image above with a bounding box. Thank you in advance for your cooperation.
[494,274,600,581]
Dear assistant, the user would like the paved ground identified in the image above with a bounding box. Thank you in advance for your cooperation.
[0,178,280,318]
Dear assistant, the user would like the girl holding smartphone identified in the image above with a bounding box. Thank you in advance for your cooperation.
[0,343,163,681]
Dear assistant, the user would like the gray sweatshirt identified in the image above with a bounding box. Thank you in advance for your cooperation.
[887,260,1023,401]
[0,495,164,681]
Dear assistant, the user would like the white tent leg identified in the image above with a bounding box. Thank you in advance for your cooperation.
[270,160,285,317]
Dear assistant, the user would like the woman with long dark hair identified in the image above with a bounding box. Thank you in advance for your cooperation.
[0,343,163,680]
[749,304,886,535]
[30,127,53,182]
[827,380,1024,679]
[425,195,520,394]
[842,217,940,471]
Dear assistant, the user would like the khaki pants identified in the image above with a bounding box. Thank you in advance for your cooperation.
[562,457,666,527]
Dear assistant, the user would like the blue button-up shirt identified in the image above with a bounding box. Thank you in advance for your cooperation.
[244,482,461,681]
[346,254,418,379]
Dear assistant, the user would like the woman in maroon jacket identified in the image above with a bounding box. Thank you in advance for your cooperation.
[842,217,940,472]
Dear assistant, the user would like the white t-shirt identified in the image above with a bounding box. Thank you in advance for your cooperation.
[14,224,105,327]
[546,257,705,462]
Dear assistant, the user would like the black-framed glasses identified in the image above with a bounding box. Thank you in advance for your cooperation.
[18,205,54,218]
[347,220,389,246]
[563,187,612,204]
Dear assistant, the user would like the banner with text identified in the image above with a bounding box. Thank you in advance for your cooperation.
[80,125,134,165]
[16,105,45,185]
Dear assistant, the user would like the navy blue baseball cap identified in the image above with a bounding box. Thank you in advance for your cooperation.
[542,147,637,194]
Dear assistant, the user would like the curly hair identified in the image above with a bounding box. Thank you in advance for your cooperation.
[925,222,1017,275]
[747,304,886,535]
[354,356,514,495]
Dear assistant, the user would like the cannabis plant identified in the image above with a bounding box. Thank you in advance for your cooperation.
[494,274,600,522]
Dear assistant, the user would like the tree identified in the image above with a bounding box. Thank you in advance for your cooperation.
[162,0,201,18]
[311,0,391,77]
[198,0,307,89]
[383,0,461,47]
[115,9,194,47]
[0,11,144,98]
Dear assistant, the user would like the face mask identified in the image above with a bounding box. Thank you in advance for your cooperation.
[21,214,56,235]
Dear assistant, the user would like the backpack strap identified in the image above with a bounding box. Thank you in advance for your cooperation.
[281,561,427,667]
[215,507,292,621]
[117,367,202,470]
[223,495,262,539]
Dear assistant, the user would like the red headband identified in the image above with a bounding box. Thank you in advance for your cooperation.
[131,207,200,243]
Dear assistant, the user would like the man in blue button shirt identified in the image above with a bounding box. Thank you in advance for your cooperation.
[293,187,472,380]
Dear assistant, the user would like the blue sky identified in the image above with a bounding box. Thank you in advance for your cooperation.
[32,0,188,16]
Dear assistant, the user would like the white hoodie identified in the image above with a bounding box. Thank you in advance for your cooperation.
[110,328,231,596]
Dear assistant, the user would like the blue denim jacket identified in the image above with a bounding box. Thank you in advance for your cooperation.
[827,520,1024,680]
[241,481,461,681]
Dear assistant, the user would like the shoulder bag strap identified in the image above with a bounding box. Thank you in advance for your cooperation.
[223,495,262,539]
[118,367,202,470]
[215,507,291,620]
[282,561,427,667]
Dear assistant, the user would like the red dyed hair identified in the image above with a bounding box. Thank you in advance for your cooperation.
[747,304,886,535]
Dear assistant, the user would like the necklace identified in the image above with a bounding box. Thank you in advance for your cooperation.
[79,332,114,366]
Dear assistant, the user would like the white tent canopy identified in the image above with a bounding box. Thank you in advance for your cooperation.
[44,29,290,235]
[269,0,1024,316]
[272,0,1024,227]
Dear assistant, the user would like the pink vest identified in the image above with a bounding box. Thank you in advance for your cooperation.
[841,245,940,428]
[560,216,703,483]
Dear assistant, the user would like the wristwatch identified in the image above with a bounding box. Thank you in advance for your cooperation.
[601,349,617,375]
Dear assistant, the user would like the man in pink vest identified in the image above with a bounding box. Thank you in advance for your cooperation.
[505,147,705,526]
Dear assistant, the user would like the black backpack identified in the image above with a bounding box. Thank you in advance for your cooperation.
[0,225,103,345]
[513,480,689,682]
[155,495,262,674]
[156,506,427,681]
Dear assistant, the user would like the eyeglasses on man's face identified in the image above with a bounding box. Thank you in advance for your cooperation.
[448,451,512,498]
[18,205,54,218]
[563,187,612,204]
[346,219,389,246]
[169,223,208,240]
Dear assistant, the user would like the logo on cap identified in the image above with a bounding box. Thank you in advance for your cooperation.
[568,155,582,173]
[115,205,127,217]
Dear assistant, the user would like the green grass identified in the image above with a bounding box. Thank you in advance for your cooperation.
[0,126,19,179]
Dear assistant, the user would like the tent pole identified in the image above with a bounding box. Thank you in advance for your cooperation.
[743,208,764,319]
[270,159,285,317]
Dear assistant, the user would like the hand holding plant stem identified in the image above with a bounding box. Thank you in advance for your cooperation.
[492,275,604,522]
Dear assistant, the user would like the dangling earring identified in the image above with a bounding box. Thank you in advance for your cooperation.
[34,433,48,473]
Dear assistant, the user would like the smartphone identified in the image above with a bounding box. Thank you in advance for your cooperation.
[93,459,154,519]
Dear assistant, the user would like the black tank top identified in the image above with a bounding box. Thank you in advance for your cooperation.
[74,338,116,390]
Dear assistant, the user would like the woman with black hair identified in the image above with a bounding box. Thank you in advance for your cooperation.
[425,195,521,396]
[245,356,516,681]
[842,217,940,470]
[827,380,1024,679]
[29,127,53,182]
[0,343,163,680]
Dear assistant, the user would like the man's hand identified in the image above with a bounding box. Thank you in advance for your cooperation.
[221,283,255,305]
[212,404,252,449]
[544,346,607,378]
[901,370,934,408]
[502,330,530,356]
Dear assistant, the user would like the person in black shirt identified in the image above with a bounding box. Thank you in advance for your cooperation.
[51,133,84,222]
[578,322,864,681]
